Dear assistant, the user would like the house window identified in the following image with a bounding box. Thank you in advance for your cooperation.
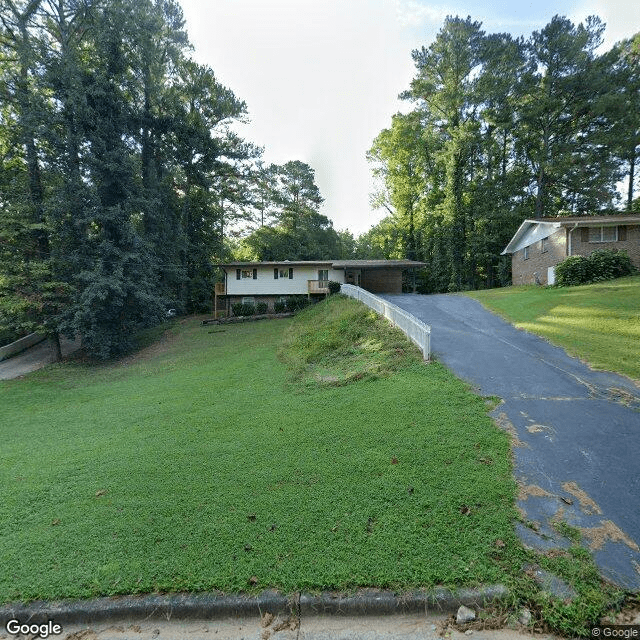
[242,297,255,305]
[588,226,618,243]
[318,269,329,281]
[241,269,254,279]
[276,267,293,279]
[273,267,293,279]
[541,237,549,253]
[523,246,529,260]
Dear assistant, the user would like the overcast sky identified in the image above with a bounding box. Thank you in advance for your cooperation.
[178,0,639,237]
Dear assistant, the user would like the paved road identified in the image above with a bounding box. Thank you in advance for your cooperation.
[382,293,640,590]
[0,335,81,380]
[47,615,563,640]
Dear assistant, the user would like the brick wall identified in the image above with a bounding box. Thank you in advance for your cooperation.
[511,229,567,285]
[571,225,640,269]
[511,224,640,285]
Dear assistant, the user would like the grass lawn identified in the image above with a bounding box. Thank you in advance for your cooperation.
[0,297,517,603]
[465,276,640,382]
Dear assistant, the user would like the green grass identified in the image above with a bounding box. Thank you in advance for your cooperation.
[0,297,516,603]
[0,296,625,636]
[278,295,422,386]
[466,276,640,381]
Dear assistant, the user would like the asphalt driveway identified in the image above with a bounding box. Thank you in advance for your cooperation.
[382,293,640,590]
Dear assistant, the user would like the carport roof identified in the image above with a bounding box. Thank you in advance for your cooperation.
[331,260,426,269]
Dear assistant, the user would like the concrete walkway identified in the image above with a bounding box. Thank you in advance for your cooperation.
[382,293,640,591]
[0,334,81,380]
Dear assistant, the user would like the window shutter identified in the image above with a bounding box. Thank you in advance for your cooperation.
[289,268,293,279]
[253,268,257,280]
[580,227,589,242]
[274,268,279,279]
[618,225,627,241]
[236,269,241,280]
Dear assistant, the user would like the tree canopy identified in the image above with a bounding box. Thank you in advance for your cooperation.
[367,15,640,292]
[0,0,341,357]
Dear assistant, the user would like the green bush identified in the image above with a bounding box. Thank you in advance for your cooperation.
[555,255,591,286]
[587,249,634,281]
[231,303,256,317]
[555,249,634,287]
[285,296,309,312]
[0,326,26,349]
[256,302,268,315]
[273,301,287,314]
[328,281,341,295]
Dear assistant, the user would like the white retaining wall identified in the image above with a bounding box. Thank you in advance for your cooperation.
[0,332,46,361]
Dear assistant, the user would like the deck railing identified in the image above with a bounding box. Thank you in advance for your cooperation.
[308,280,329,294]
[340,284,430,360]
[214,282,226,295]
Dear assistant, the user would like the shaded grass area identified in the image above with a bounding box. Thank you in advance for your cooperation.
[1,301,516,603]
[466,276,640,382]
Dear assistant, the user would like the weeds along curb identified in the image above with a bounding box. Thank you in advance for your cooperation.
[0,586,509,625]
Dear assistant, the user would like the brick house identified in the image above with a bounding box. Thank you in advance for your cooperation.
[501,215,640,285]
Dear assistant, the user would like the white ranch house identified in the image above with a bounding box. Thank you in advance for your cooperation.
[215,259,425,315]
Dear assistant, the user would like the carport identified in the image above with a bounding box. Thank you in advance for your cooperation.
[331,260,425,294]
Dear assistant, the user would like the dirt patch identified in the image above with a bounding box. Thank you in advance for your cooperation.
[64,631,99,639]
[518,483,553,501]
[118,328,180,366]
[561,481,602,515]
[494,412,527,448]
[526,423,554,435]
[580,519,639,551]
[607,386,640,407]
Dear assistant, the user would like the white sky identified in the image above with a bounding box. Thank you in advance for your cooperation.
[179,0,640,236]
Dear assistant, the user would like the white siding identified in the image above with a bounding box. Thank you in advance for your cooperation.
[225,265,344,296]
[512,222,560,252]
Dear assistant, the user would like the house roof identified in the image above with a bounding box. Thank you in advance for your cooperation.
[501,219,560,255]
[218,259,426,269]
[539,214,640,226]
[330,260,426,269]
[501,214,640,255]
[219,261,334,268]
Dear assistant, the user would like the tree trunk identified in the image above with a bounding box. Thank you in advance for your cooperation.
[48,332,62,361]
[628,150,636,211]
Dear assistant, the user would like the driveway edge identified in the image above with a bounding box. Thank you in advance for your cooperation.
[0,585,509,625]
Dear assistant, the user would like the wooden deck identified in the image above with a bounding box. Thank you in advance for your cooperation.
[307,280,329,294]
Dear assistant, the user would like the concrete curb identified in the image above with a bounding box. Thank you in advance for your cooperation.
[0,586,509,625]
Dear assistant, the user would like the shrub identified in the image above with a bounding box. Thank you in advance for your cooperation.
[555,249,634,287]
[286,296,309,312]
[0,326,25,349]
[231,303,256,317]
[555,255,590,286]
[328,280,341,295]
[587,249,634,282]
[256,302,268,315]
[273,300,287,314]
